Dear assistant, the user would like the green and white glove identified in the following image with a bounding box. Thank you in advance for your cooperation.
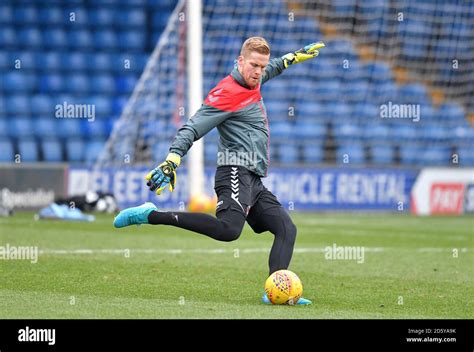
[282,42,325,68]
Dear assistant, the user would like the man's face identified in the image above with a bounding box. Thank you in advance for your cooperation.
[237,51,270,89]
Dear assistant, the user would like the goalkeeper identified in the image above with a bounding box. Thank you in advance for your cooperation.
[114,37,324,305]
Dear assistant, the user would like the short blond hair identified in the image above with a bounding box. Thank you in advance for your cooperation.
[240,37,270,57]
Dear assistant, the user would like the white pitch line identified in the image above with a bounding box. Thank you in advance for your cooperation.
[38,247,469,255]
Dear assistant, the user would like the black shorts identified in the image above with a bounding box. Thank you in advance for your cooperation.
[214,166,282,233]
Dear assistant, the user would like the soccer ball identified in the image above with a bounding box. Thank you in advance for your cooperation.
[264,270,303,305]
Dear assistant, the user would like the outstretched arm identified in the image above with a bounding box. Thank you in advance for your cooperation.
[261,42,325,85]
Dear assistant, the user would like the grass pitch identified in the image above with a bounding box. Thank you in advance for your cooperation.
[0,212,472,319]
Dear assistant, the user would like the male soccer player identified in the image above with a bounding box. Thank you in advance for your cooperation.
[114,37,324,305]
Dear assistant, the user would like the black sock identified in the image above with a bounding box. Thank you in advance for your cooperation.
[147,209,246,242]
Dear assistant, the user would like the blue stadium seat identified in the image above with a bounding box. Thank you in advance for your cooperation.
[333,122,362,142]
[419,146,451,166]
[115,76,137,94]
[38,8,64,25]
[152,11,169,30]
[0,119,7,137]
[89,9,115,26]
[277,142,299,164]
[18,139,39,162]
[399,143,420,165]
[0,138,14,162]
[66,138,85,162]
[0,52,9,69]
[93,30,118,50]
[41,139,63,162]
[116,9,145,27]
[35,117,58,138]
[68,30,93,49]
[56,119,83,139]
[391,124,419,142]
[457,145,474,166]
[90,75,115,94]
[265,100,291,121]
[369,143,395,164]
[62,53,88,71]
[337,142,365,165]
[0,5,13,25]
[362,62,392,84]
[42,29,68,49]
[36,52,61,72]
[398,83,429,104]
[31,95,54,115]
[85,139,106,164]
[113,96,129,115]
[269,121,293,140]
[363,123,390,142]
[0,27,16,48]
[18,28,42,49]
[89,53,113,72]
[39,74,64,93]
[65,74,89,94]
[10,117,34,138]
[9,51,35,70]
[118,31,146,51]
[84,119,108,138]
[13,7,37,24]
[302,143,324,163]
[204,142,218,165]
[6,95,30,116]
[436,103,465,124]
[2,72,36,92]
[89,96,112,117]
[294,120,326,140]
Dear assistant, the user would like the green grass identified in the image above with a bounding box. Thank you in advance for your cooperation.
[0,212,472,319]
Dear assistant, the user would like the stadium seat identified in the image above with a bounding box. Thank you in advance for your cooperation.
[61,53,88,71]
[89,9,114,26]
[93,30,117,50]
[336,142,365,164]
[35,117,58,138]
[66,138,85,162]
[399,143,420,165]
[204,142,218,165]
[277,142,299,164]
[419,145,451,166]
[0,5,13,25]
[66,74,89,94]
[0,139,14,162]
[294,120,326,140]
[36,52,61,72]
[68,30,93,50]
[115,76,137,94]
[42,29,68,49]
[13,7,37,24]
[10,118,35,138]
[18,28,42,49]
[302,143,324,163]
[369,143,395,165]
[0,27,15,48]
[41,139,63,162]
[85,140,106,164]
[456,145,474,166]
[6,95,30,116]
[18,139,39,162]
[38,8,64,25]
[0,118,6,137]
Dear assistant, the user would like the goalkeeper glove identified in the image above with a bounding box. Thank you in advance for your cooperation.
[282,42,325,68]
[145,153,181,195]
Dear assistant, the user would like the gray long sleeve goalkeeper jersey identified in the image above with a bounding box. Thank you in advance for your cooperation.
[169,57,286,177]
